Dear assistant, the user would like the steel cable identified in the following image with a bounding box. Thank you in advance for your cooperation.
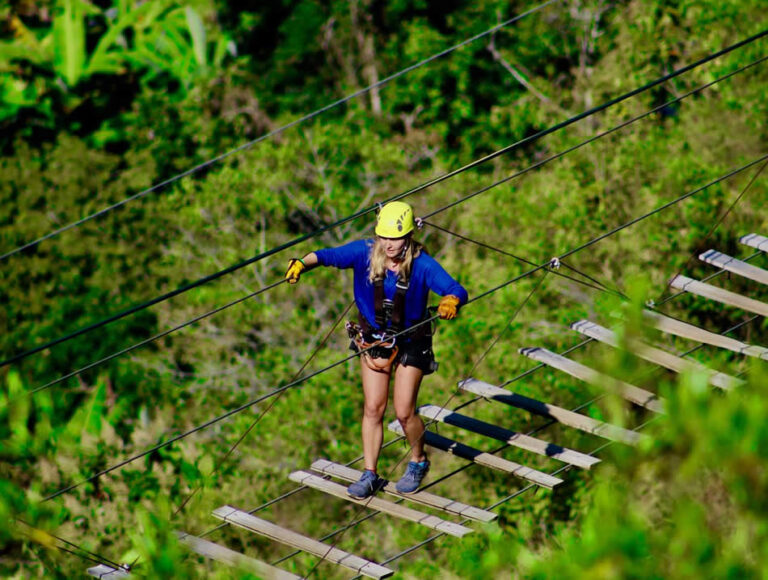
[189,250,763,569]
[423,220,626,297]
[16,519,125,572]
[22,279,286,398]
[20,51,763,401]
[171,300,355,517]
[39,154,765,503]
[662,157,768,296]
[0,0,561,262]
[5,32,764,369]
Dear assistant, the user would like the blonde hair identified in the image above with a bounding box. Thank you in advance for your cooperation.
[368,237,423,283]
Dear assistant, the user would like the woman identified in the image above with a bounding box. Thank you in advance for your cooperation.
[284,201,468,499]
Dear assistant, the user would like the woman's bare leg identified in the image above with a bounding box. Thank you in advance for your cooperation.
[360,360,391,472]
[393,364,427,463]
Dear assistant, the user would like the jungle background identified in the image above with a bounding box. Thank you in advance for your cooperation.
[1,0,767,577]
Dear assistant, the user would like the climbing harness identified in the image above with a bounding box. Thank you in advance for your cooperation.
[347,274,417,372]
[346,321,399,372]
[347,273,436,373]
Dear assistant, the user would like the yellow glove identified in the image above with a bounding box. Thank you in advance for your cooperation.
[437,295,461,320]
[285,258,306,284]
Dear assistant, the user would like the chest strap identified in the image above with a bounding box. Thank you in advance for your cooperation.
[373,277,409,333]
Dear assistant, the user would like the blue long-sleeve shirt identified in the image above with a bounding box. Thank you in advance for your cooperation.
[315,239,468,333]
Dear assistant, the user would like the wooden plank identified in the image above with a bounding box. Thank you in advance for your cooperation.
[418,404,599,469]
[212,506,393,579]
[288,470,472,538]
[670,275,768,317]
[458,378,646,446]
[641,310,768,360]
[571,320,742,391]
[310,459,496,523]
[176,531,301,579]
[86,565,130,578]
[388,420,563,488]
[699,249,768,286]
[520,347,666,414]
[740,233,768,253]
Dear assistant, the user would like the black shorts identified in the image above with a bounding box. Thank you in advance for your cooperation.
[350,335,438,375]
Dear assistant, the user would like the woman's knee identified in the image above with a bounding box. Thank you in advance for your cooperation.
[395,407,417,426]
[363,401,386,420]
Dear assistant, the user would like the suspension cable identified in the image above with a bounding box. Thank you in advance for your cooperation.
[421,52,768,221]
[16,519,125,571]
[20,51,762,400]
[557,154,768,262]
[662,157,768,296]
[4,32,764,369]
[423,220,625,297]
[23,279,285,398]
[192,250,762,553]
[0,0,561,263]
[39,153,765,503]
[171,300,355,517]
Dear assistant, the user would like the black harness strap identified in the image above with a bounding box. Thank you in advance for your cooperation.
[390,279,409,333]
[371,276,409,333]
[373,279,386,328]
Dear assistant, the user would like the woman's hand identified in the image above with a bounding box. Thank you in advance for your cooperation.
[437,295,460,320]
[285,258,306,284]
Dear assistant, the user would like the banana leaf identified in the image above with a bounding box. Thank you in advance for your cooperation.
[52,0,97,87]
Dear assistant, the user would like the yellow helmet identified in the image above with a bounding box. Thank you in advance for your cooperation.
[375,201,415,238]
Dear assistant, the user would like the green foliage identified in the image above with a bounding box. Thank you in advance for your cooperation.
[0,0,234,143]
[123,501,197,578]
[1,0,767,576]
[510,365,768,579]
[0,371,65,577]
[0,135,164,378]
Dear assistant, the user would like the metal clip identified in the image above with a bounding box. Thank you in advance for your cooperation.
[345,320,361,339]
[372,332,397,349]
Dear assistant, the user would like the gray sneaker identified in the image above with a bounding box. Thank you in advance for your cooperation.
[395,460,430,494]
[347,470,385,499]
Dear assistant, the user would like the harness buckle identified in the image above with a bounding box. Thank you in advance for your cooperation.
[381,298,394,323]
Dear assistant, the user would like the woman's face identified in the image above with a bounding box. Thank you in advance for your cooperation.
[378,236,407,259]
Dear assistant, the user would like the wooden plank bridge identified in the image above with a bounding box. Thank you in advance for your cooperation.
[89,232,767,578]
